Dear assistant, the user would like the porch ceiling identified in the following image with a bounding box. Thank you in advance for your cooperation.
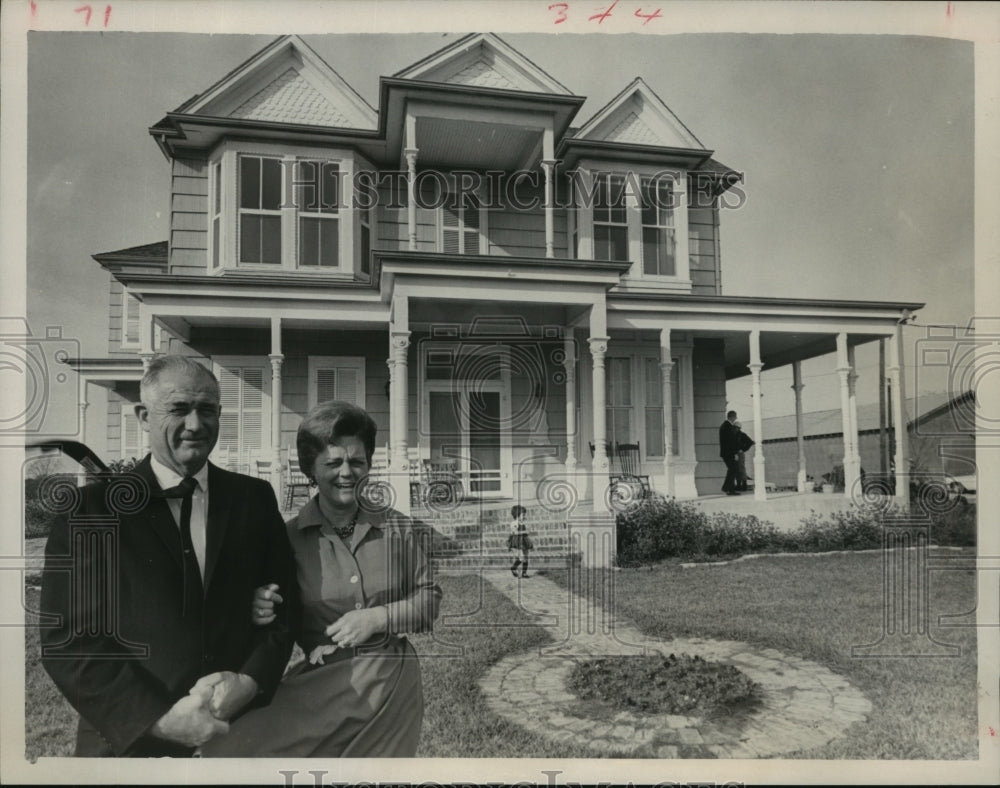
[721,330,885,379]
[415,116,541,170]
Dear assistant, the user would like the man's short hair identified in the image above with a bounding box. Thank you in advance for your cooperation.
[140,355,219,402]
[727,410,738,420]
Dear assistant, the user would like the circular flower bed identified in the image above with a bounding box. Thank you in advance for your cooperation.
[567,653,760,716]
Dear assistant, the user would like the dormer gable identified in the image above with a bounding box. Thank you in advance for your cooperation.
[574,77,703,150]
[176,35,377,130]
[394,32,572,95]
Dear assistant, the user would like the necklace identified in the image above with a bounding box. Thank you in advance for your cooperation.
[330,514,358,540]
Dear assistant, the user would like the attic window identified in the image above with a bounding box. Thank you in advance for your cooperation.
[593,173,628,262]
[238,155,282,264]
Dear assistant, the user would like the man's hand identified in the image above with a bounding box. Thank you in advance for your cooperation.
[324,607,387,648]
[252,583,283,626]
[149,691,229,748]
[192,671,259,721]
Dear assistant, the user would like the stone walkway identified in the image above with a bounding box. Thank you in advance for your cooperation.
[470,569,872,758]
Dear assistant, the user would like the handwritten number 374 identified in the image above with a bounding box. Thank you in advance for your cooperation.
[549,3,662,26]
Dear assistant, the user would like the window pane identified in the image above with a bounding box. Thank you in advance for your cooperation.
[607,175,626,223]
[320,165,339,213]
[360,222,371,274]
[299,217,319,266]
[240,157,260,209]
[240,215,261,263]
[261,215,281,263]
[606,357,631,406]
[295,161,318,211]
[645,408,664,456]
[643,226,675,276]
[644,358,662,406]
[463,228,478,254]
[213,162,221,214]
[320,220,339,267]
[261,158,282,210]
[212,218,220,267]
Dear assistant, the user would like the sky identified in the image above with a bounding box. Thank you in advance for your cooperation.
[19,20,977,432]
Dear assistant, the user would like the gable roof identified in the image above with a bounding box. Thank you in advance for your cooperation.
[174,35,377,130]
[573,77,703,149]
[394,33,572,95]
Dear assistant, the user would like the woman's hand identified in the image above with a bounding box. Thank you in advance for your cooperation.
[325,607,387,648]
[251,583,283,626]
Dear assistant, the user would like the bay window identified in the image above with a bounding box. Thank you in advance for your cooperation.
[593,173,628,262]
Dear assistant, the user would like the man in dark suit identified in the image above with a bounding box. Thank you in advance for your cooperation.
[719,409,742,495]
[41,355,296,756]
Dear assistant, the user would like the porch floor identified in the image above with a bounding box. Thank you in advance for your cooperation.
[690,490,868,532]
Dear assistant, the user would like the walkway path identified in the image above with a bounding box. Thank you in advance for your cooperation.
[466,569,871,758]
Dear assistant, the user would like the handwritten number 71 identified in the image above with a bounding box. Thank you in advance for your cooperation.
[75,4,113,27]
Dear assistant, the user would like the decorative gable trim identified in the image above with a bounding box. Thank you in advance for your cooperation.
[394,33,572,95]
[179,35,376,130]
[574,77,703,150]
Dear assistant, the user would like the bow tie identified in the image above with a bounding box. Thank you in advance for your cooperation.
[158,477,199,499]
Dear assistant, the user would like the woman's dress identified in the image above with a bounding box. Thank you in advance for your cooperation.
[200,499,441,757]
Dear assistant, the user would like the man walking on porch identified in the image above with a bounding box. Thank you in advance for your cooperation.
[719,410,742,495]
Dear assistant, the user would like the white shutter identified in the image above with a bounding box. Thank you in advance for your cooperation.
[308,357,365,409]
[123,292,140,346]
[212,358,271,468]
[121,408,139,458]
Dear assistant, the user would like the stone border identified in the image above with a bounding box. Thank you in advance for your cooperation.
[480,635,872,758]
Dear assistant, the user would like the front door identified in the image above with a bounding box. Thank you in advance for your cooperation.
[425,381,511,499]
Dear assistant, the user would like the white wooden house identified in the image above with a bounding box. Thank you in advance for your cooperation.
[74,33,921,514]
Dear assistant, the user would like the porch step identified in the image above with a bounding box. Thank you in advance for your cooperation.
[431,551,579,570]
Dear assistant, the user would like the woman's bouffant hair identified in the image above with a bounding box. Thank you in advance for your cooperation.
[296,400,377,479]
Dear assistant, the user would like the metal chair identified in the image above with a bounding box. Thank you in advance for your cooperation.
[283,449,313,510]
[613,441,651,498]
[421,458,461,506]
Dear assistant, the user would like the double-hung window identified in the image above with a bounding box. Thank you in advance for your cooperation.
[238,155,283,265]
[605,356,633,446]
[296,160,340,268]
[593,173,628,262]
[641,176,676,276]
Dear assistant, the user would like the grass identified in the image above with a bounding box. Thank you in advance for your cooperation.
[24,575,595,760]
[549,549,979,759]
[24,552,980,760]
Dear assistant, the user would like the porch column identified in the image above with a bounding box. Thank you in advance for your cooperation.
[385,357,394,450]
[137,310,155,456]
[404,148,419,252]
[792,361,808,492]
[78,384,89,444]
[836,333,860,498]
[563,335,578,474]
[846,344,863,496]
[660,329,674,496]
[542,159,556,259]
[268,317,284,499]
[748,329,767,501]
[888,325,910,505]
[588,300,610,514]
[390,295,411,515]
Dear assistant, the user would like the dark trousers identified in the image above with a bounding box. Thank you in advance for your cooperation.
[722,454,741,493]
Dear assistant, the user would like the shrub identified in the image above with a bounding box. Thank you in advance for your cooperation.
[796,508,884,552]
[927,503,976,547]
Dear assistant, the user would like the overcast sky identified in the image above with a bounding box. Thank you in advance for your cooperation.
[23,27,975,421]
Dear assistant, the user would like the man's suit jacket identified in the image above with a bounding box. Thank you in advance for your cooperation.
[40,456,298,756]
[719,419,741,459]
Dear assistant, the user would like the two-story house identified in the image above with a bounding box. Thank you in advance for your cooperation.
[74,33,921,514]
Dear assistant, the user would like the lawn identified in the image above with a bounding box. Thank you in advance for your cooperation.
[548,548,979,759]
[24,551,979,760]
[24,575,593,760]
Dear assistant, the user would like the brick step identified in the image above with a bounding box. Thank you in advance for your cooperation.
[420,521,570,539]
[431,553,579,570]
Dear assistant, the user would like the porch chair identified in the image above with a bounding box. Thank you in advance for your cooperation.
[612,441,651,499]
[421,458,461,507]
[254,458,271,480]
[283,449,313,511]
[587,441,614,460]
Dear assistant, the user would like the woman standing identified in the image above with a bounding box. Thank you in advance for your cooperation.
[201,401,441,757]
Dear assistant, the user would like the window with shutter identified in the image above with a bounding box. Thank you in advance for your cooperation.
[121,406,140,459]
[605,356,632,446]
[308,357,366,410]
[212,359,271,471]
[121,291,140,348]
[440,188,483,255]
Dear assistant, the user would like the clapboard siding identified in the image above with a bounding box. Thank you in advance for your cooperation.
[170,157,209,274]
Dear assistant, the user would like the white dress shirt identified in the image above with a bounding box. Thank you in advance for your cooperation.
[149,456,210,578]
